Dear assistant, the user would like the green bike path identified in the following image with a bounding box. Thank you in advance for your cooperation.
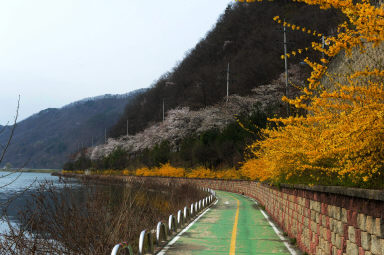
[161,191,292,255]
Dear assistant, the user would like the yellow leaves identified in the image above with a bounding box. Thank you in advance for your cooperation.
[271,0,384,99]
[240,158,272,181]
[132,164,242,180]
[135,163,185,177]
[244,78,384,186]
[281,49,307,60]
[122,169,131,175]
[273,17,323,38]
[350,68,384,79]
[187,167,216,178]
[240,0,384,187]
[378,111,384,120]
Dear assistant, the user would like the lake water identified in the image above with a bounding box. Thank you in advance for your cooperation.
[0,171,68,233]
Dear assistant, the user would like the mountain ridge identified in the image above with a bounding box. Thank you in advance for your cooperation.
[0,89,145,169]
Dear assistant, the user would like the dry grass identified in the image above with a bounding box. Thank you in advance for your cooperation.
[0,179,206,254]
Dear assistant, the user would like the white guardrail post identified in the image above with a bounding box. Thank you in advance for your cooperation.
[177,210,183,228]
[111,187,217,255]
[183,206,189,221]
[168,214,177,235]
[190,203,194,216]
[111,243,134,255]
[156,222,168,245]
[138,229,154,255]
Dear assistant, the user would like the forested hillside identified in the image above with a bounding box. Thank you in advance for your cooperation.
[64,0,384,189]
[110,1,342,137]
[0,90,144,169]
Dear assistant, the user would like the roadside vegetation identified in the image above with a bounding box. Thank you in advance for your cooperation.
[0,179,206,254]
[239,0,384,188]
[64,107,268,171]
[65,0,384,189]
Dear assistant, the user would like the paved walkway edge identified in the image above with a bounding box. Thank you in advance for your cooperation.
[157,199,219,255]
[245,195,299,255]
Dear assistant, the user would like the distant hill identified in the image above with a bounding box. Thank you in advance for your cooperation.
[110,1,342,137]
[0,89,145,169]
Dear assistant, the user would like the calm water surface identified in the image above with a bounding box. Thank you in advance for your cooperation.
[0,171,76,233]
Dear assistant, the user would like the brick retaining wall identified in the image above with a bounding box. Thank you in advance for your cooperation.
[59,174,384,255]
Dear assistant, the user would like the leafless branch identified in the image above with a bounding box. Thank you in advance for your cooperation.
[0,96,20,164]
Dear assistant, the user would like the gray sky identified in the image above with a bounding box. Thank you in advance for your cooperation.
[0,0,231,125]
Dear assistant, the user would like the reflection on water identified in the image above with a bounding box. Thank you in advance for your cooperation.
[0,171,77,233]
[0,174,207,254]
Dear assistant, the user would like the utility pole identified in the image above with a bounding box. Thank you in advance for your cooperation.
[223,40,232,105]
[226,62,230,104]
[283,20,289,115]
[126,119,129,136]
[321,35,325,60]
[104,128,107,144]
[162,99,165,122]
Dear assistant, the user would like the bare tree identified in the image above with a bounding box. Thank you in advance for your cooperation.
[0,97,38,253]
[0,97,22,203]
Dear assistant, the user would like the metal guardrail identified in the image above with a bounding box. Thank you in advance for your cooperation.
[111,187,216,255]
[139,230,154,254]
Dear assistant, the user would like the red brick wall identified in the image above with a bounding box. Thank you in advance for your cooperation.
[61,174,384,255]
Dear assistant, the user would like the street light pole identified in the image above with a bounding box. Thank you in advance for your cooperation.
[283,20,289,115]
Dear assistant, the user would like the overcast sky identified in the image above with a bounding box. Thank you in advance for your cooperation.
[0,0,231,125]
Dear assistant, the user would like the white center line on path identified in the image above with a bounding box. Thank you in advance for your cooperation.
[157,199,219,255]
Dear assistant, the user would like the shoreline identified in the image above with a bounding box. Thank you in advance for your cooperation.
[1,169,61,174]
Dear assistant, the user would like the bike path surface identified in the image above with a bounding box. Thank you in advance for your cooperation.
[162,190,292,255]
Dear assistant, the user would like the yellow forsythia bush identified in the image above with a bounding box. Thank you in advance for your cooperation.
[132,164,241,179]
[186,166,216,178]
[156,163,185,177]
[240,158,270,181]
[122,169,131,175]
[214,169,242,180]
[135,163,185,177]
[135,167,155,176]
[239,0,384,187]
